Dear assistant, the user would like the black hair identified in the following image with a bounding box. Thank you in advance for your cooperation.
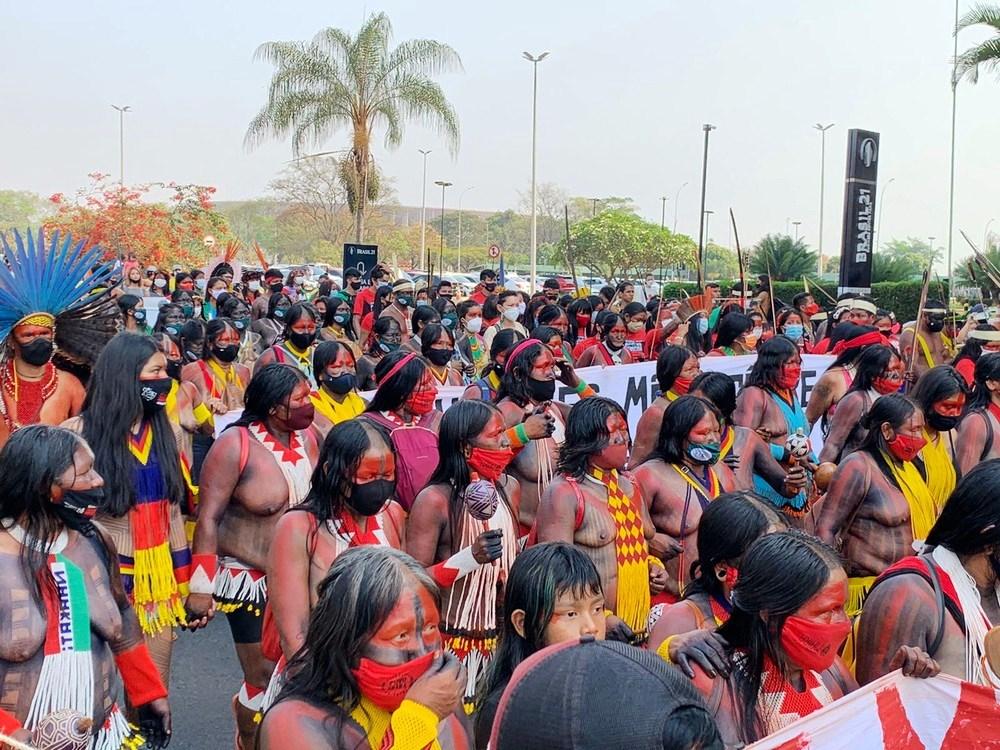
[827,323,878,369]
[267,292,292,319]
[685,492,787,601]
[952,324,998,369]
[220,294,250,320]
[858,393,918,458]
[231,363,308,430]
[312,340,357,383]
[647,395,723,465]
[344,267,361,281]
[281,302,319,341]
[457,299,481,323]
[792,291,811,308]
[595,311,625,342]
[616,281,634,294]
[536,304,568,331]
[925,459,1000,555]
[496,339,546,407]
[152,303,184,334]
[542,278,560,290]
[847,344,898,393]
[969,352,1000,412]
[420,322,454,355]
[566,298,593,343]
[366,350,428,413]
[478,542,604,711]
[714,312,753,349]
[81,332,186,516]
[202,318,237,359]
[410,305,441,336]
[480,268,497,282]
[911,365,966,418]
[431,296,456,320]
[367,316,401,355]
[622,301,646,320]
[557,397,629,479]
[656,345,697,394]
[684,312,711,355]
[118,294,142,315]
[690,371,737,422]
[372,284,393,319]
[745,336,798,390]
[530,325,561,349]
[482,294,500,322]
[310,296,333,325]
[717,531,843,743]
[599,285,615,303]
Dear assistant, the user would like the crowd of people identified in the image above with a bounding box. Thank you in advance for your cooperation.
[2,227,1000,749]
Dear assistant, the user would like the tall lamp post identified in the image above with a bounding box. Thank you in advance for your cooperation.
[660,196,668,229]
[673,181,688,233]
[458,186,475,271]
[814,123,835,275]
[792,221,802,242]
[434,180,452,278]
[111,104,131,187]
[419,149,432,272]
[929,236,937,264]
[703,210,714,280]
[874,176,896,253]
[947,0,960,306]
[697,124,716,289]
[524,51,549,292]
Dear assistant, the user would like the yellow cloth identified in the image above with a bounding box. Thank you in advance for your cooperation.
[842,575,877,675]
[349,697,441,750]
[921,429,956,514]
[881,451,937,541]
[311,389,365,425]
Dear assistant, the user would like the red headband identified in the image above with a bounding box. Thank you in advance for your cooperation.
[379,352,419,385]
[504,339,543,373]
[831,330,884,355]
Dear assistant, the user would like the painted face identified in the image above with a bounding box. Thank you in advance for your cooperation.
[324,347,356,378]
[548,314,569,336]
[528,347,557,381]
[883,409,926,443]
[791,568,849,626]
[680,356,701,380]
[933,392,965,419]
[178,279,195,292]
[591,413,630,471]
[470,412,510,452]
[687,411,722,447]
[13,324,54,347]
[160,339,182,362]
[290,316,318,336]
[542,588,607,647]
[162,308,185,326]
[215,326,241,348]
[606,320,627,348]
[849,310,876,325]
[362,583,442,665]
[56,445,104,496]
[355,446,396,484]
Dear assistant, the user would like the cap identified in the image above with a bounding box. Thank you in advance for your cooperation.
[264,268,283,281]
[491,638,718,750]
[392,278,414,293]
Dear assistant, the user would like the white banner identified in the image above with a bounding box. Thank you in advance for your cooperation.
[748,670,1000,749]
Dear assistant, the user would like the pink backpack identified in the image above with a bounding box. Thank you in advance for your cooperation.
[363,413,439,511]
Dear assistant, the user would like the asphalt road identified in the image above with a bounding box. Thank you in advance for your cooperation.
[169,616,243,749]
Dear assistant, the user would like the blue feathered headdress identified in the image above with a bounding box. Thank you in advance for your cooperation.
[0,228,115,344]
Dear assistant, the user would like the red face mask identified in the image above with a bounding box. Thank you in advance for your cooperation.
[872,376,902,396]
[407,388,438,416]
[888,432,926,462]
[576,314,591,328]
[780,615,851,672]
[468,446,514,482]
[672,377,693,395]
[803,302,821,316]
[351,651,436,712]
[778,365,801,390]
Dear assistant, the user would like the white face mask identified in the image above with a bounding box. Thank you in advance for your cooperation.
[248,280,261,292]
[503,307,521,322]
[196,278,207,290]
[517,302,527,315]
[466,317,484,334]
[154,278,167,289]
[210,288,224,300]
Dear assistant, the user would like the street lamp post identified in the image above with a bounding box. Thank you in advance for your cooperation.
[874,177,896,253]
[814,123,835,275]
[703,210,714,279]
[523,51,549,292]
[929,236,937,262]
[590,198,601,217]
[660,196,668,230]
[111,104,131,187]
[419,149,432,272]
[458,186,475,271]
[434,181,453,278]
[792,221,802,242]
[673,181,688,233]
[697,124,716,289]
[947,0,960,306]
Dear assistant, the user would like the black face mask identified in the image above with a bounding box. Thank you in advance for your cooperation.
[527,376,556,402]
[926,411,960,432]
[165,324,181,336]
[273,308,288,321]
[166,359,183,381]
[425,348,453,367]
[184,347,202,363]
[333,313,351,328]
[484,282,497,292]
[180,305,194,318]
[322,372,356,395]
[20,338,53,366]
[52,487,104,535]
[269,282,284,294]
[213,344,239,363]
[348,479,395,516]
[350,281,362,291]
[139,377,173,414]
[288,331,316,350]
[926,317,945,333]
[233,318,250,335]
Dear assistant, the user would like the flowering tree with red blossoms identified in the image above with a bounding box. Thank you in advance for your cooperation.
[44,172,233,266]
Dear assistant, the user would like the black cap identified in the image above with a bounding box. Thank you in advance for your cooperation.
[490,638,721,750]
[543,278,561,290]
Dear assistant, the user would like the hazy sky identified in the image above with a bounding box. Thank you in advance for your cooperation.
[2,1,998,270]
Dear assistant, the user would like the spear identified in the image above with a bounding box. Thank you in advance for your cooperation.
[905,264,932,384]
[730,209,746,309]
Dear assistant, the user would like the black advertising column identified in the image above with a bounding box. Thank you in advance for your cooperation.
[838,129,880,295]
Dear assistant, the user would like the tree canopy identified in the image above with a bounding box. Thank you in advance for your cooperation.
[749,234,818,281]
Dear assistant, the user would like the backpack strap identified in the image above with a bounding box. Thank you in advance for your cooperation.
[238,426,250,475]
[981,410,995,462]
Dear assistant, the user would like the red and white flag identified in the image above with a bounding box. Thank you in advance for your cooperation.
[749,670,1000,749]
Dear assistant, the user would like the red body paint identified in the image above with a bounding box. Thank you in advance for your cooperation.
[875,684,925,750]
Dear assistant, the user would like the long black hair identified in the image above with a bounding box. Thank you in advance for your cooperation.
[745,335,798,390]
[496,339,546,407]
[281,303,319,341]
[557,397,629,479]
[230,363,308,430]
[273,547,439,731]
[685,492,787,601]
[846,344,897,393]
[202,318,237,360]
[477,542,603,709]
[152,303,184,334]
[858,393,922,489]
[952,324,998,368]
[911,365,966,421]
[267,291,292,320]
[827,323,876,369]
[656,345,697,395]
[81,332,186,516]
[968,352,1000,412]
[925,459,1000,555]
[714,313,753,350]
[312,340,357,384]
[536,304,568,333]
[646,395,722,466]
[411,305,441,338]
[366,350,428,413]
[483,328,526,385]
[717,530,843,743]
[685,312,710,354]
[566,298,593,343]
[367,316,401,356]
[420,322,454,356]
[690,371,737,423]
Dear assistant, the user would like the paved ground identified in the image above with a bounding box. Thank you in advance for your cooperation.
[169,616,242,749]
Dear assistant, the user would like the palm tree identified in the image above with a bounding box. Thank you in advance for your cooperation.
[245,13,462,242]
[749,234,819,281]
[956,4,1000,83]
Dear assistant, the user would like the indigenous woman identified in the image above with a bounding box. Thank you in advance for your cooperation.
[951,324,1000,386]
[455,300,488,378]
[776,308,810,353]
[621,301,650,361]
[67,333,210,690]
[404,305,441,353]
[200,276,228,321]
[956,353,1000,475]
[570,309,606,360]
[251,292,292,353]
[474,543,606,749]
[535,397,663,642]
[178,319,206,364]
[0,426,171,748]
[361,351,442,511]
[649,492,786,651]
[631,396,738,603]
[461,328,524,402]
[118,294,147,334]
[310,341,366,437]
[733,336,814,514]
[910,366,965,509]
[530,325,569,369]
[356,317,402,392]
[219,294,260,368]
[421,323,465,387]
[566,297,594,347]
[152,304,185,337]
[495,339,594,532]
[804,323,879,432]
[630,346,700,466]
[818,344,904,463]
[255,303,320,387]
[535,305,575,363]
[707,312,754,357]
[407,400,520,713]
[574,312,633,367]
[319,295,362,360]
[258,547,470,750]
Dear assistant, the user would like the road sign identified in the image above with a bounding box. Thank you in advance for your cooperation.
[343,243,379,278]
[488,244,501,259]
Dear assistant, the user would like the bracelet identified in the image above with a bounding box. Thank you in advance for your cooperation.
[647,554,664,569]
[189,553,218,595]
[193,402,212,425]
[115,644,168,706]
[656,635,677,664]
[574,379,589,394]
[515,423,529,445]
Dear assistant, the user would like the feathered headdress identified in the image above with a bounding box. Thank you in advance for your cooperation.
[0,228,121,368]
